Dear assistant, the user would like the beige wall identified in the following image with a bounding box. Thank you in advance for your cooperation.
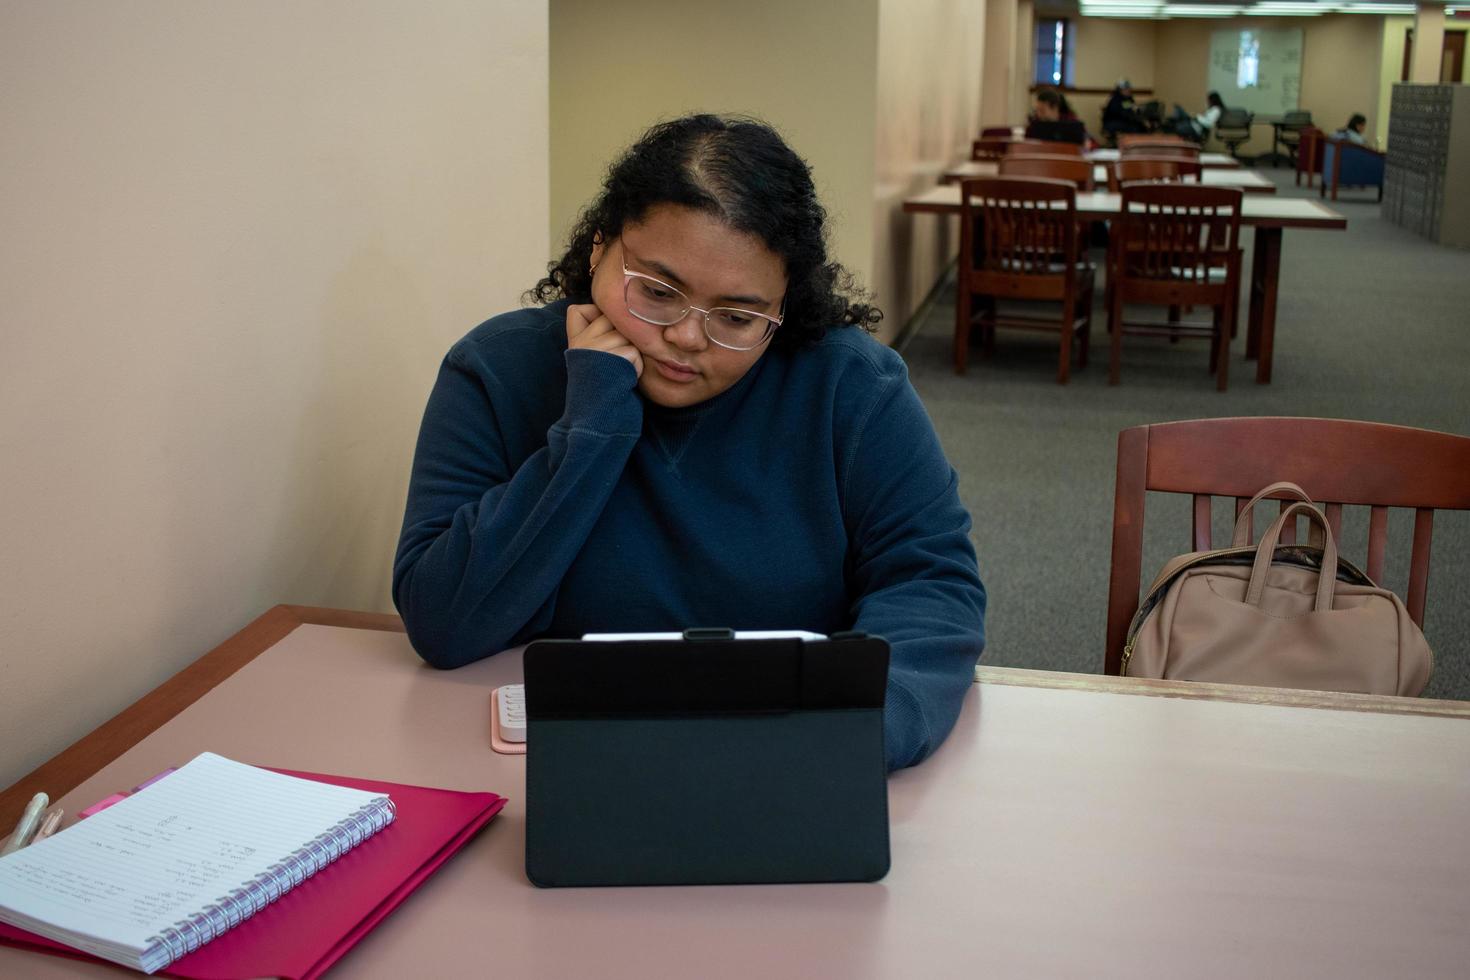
[0,1,550,789]
[982,0,1018,127]
[871,0,985,337]
[1153,15,1383,153]
[549,0,880,305]
[1379,18,1470,144]
[1069,18,1159,135]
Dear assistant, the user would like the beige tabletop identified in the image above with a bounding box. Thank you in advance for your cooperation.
[941,160,1277,193]
[4,618,1468,979]
[903,184,1344,228]
[1087,148,1242,168]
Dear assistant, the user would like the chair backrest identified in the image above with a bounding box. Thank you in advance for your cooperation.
[972,138,1010,161]
[980,126,1015,138]
[1109,156,1202,191]
[1119,133,1186,147]
[1104,418,1470,674]
[999,154,1093,189]
[1007,139,1083,156]
[1122,141,1200,159]
[1111,184,1242,287]
[959,177,1079,292]
[1282,110,1312,127]
[1217,109,1253,132]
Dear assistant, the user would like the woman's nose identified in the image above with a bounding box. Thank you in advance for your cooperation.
[664,310,708,351]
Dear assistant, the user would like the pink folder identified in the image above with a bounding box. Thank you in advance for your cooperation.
[0,768,507,978]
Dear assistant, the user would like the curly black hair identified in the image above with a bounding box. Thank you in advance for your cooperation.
[528,114,881,348]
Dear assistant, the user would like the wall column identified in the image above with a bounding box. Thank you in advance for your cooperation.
[981,0,1017,126]
[1014,0,1035,124]
[1409,2,1446,83]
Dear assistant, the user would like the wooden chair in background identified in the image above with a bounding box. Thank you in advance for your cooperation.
[1122,141,1201,161]
[980,126,1015,138]
[1000,154,1093,190]
[972,138,1010,161]
[1007,139,1084,157]
[1119,133,1187,147]
[1295,126,1326,187]
[1107,156,1202,191]
[1106,184,1243,391]
[955,177,1095,383]
[1104,417,1470,675]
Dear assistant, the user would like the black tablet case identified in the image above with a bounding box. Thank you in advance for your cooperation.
[523,633,890,887]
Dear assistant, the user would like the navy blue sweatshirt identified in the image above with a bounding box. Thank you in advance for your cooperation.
[393,301,986,769]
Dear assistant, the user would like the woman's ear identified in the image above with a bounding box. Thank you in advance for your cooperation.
[589,232,606,273]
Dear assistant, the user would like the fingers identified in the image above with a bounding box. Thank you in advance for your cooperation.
[567,309,643,379]
[565,303,603,342]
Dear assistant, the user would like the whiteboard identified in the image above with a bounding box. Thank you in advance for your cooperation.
[1207,27,1302,116]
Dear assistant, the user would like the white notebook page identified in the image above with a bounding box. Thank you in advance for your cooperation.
[0,752,387,958]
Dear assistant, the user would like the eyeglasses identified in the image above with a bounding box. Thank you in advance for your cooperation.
[621,261,783,352]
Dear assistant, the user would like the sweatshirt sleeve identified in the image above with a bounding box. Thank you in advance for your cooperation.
[393,343,643,668]
[841,366,986,771]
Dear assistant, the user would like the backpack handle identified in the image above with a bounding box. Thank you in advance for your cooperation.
[1231,481,1324,548]
[1245,501,1338,612]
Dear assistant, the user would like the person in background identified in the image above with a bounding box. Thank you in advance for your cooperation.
[1334,113,1369,145]
[393,114,986,772]
[1103,79,1148,140]
[1026,88,1088,145]
[1168,91,1225,143]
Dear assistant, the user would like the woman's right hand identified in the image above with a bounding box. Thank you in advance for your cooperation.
[566,303,643,380]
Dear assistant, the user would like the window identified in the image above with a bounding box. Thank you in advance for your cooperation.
[1034,18,1075,88]
[1237,31,1260,89]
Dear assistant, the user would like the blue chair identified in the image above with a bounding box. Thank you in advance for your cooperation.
[1321,137,1385,202]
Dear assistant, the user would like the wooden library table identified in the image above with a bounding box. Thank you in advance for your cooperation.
[4,606,1468,978]
[903,186,1347,384]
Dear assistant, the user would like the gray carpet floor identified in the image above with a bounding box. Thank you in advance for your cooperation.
[901,169,1470,700]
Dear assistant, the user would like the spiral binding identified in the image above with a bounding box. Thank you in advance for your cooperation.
[144,796,395,967]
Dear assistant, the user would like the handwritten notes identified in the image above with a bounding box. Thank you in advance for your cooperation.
[0,753,391,971]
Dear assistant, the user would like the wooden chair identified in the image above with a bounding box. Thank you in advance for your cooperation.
[972,138,1010,161]
[1106,184,1242,391]
[1000,154,1093,190]
[1107,156,1202,192]
[955,177,1095,383]
[1119,133,1186,147]
[1007,139,1084,157]
[980,126,1015,138]
[1295,126,1326,187]
[1104,417,1470,675]
[1121,142,1201,160]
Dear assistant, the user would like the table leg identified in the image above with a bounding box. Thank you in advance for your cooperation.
[1247,227,1282,384]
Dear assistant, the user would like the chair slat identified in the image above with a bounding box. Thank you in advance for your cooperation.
[1324,502,1343,539]
[1278,498,1296,545]
[1193,494,1212,551]
[1406,509,1434,627]
[1366,505,1389,582]
[1235,496,1251,544]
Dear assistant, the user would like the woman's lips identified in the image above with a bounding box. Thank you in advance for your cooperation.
[652,358,698,383]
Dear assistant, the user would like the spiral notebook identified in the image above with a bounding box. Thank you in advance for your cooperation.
[0,752,398,974]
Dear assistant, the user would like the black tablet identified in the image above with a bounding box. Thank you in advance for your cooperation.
[523,630,891,887]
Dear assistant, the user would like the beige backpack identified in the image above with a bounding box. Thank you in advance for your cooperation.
[1122,482,1433,696]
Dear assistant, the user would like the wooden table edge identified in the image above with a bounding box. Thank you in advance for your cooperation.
[977,665,1470,719]
[9,609,1463,819]
[0,605,405,819]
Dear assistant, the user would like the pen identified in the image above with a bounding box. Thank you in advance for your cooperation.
[34,808,64,841]
[1,792,49,856]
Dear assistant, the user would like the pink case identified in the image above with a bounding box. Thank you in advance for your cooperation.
[490,687,526,755]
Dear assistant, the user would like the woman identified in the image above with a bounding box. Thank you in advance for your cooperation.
[1027,87,1087,144]
[393,115,986,771]
[1169,91,1225,142]
[1334,113,1369,145]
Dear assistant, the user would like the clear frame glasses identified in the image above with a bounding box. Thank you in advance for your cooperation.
[621,261,783,352]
